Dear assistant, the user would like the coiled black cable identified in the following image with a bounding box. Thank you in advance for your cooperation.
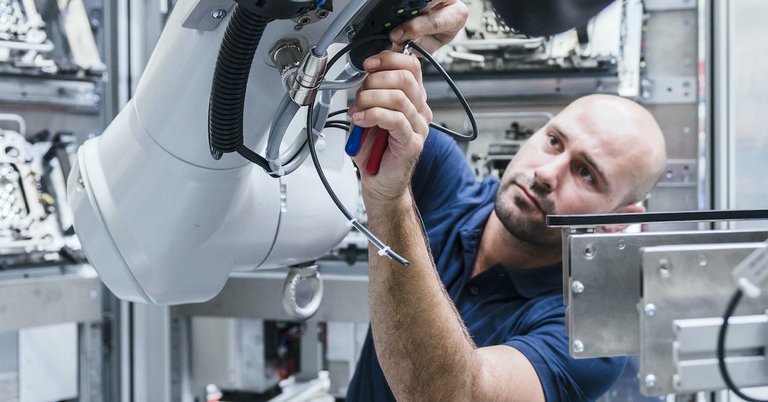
[208,6,271,171]
[717,289,768,402]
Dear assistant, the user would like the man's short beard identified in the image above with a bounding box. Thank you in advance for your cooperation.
[494,178,561,246]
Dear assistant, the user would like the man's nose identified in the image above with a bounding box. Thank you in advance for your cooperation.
[532,155,568,193]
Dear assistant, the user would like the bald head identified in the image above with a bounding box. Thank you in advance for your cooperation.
[560,94,667,207]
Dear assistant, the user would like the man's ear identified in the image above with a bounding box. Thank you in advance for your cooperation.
[596,203,646,233]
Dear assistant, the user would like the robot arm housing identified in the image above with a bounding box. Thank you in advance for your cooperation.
[67,0,361,304]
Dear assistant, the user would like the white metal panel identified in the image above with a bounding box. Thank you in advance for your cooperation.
[18,323,78,402]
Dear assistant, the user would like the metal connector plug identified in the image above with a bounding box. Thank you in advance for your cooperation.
[288,48,328,106]
[732,240,768,298]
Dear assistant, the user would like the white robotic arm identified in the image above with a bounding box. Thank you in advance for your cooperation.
[66,0,373,304]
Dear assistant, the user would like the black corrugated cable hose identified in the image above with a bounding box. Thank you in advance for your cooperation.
[208,6,272,170]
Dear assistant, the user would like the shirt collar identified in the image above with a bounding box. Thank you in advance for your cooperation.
[458,205,563,299]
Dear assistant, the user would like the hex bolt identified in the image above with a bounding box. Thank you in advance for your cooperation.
[571,280,585,294]
[644,303,656,317]
[210,9,227,19]
[572,340,584,353]
[644,374,657,388]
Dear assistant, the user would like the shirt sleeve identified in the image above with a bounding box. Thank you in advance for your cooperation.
[411,128,478,217]
[505,298,627,402]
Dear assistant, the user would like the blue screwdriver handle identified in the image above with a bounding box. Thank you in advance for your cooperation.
[345,125,367,157]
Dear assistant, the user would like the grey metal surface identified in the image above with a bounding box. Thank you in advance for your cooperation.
[133,304,172,402]
[181,0,234,31]
[677,357,767,394]
[657,159,698,188]
[0,77,101,110]
[675,316,766,354]
[172,262,370,323]
[565,229,768,358]
[0,267,102,332]
[190,317,278,392]
[644,10,698,78]
[642,76,698,104]
[423,76,619,101]
[639,243,768,395]
[644,0,697,11]
[0,332,18,401]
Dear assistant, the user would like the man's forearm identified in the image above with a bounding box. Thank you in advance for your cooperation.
[365,192,481,401]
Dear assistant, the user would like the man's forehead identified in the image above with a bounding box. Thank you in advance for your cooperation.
[547,116,640,189]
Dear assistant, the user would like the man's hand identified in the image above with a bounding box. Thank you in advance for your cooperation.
[348,51,433,203]
[389,0,468,54]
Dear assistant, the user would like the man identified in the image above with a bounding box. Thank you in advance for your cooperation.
[343,2,667,401]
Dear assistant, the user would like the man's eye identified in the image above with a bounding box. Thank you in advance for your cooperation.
[547,134,560,147]
[579,166,594,183]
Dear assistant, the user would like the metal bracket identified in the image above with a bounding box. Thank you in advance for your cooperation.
[673,315,768,393]
[641,76,697,104]
[182,0,236,31]
[645,0,697,12]
[657,159,697,187]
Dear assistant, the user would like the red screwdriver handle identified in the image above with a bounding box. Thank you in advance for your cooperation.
[365,128,389,175]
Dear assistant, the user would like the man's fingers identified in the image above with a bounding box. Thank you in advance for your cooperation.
[352,89,430,133]
[360,70,426,108]
[389,0,468,53]
[363,51,424,86]
[351,106,428,147]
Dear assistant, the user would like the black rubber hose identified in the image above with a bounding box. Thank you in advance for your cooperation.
[208,6,271,170]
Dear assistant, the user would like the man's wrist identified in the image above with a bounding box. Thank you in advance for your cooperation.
[362,189,413,214]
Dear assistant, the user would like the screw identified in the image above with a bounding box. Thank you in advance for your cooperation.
[659,258,671,278]
[77,178,85,191]
[698,254,707,267]
[644,374,657,388]
[346,25,357,38]
[572,340,584,353]
[293,24,303,31]
[571,280,585,294]
[297,15,311,25]
[617,239,626,250]
[210,9,227,19]
[644,303,656,317]
[316,9,329,19]
[583,244,596,260]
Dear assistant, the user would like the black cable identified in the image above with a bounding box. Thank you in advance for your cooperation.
[325,123,352,131]
[208,5,272,169]
[404,40,478,141]
[327,108,349,118]
[306,98,410,266]
[716,289,768,402]
[328,39,477,141]
[324,119,351,126]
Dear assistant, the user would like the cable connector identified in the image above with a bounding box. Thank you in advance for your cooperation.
[288,48,328,106]
[377,246,391,257]
[731,240,768,298]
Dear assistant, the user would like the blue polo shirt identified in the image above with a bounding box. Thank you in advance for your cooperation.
[346,129,626,401]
